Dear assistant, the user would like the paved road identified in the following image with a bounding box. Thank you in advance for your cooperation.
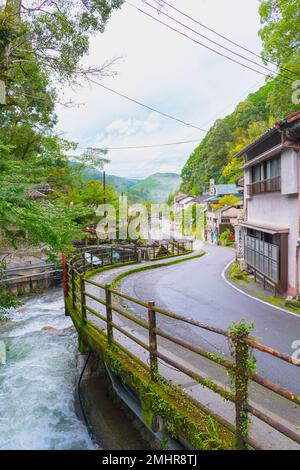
[120,244,300,396]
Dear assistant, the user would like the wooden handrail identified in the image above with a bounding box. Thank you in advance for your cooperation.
[66,245,300,449]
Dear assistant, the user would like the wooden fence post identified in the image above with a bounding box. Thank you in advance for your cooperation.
[105,284,113,344]
[62,255,68,298]
[80,276,87,322]
[148,301,158,381]
[71,264,76,309]
[82,251,86,273]
[233,330,250,450]
[62,255,69,316]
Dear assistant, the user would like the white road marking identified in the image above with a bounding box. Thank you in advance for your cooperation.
[221,259,300,319]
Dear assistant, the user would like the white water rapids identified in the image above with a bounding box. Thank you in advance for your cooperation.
[0,289,95,450]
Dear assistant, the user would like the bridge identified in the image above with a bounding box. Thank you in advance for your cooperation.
[1,263,62,296]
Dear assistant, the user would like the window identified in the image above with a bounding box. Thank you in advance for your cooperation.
[251,155,281,182]
[248,155,281,195]
[245,229,280,283]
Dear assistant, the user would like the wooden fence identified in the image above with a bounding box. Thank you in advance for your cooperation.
[65,246,300,450]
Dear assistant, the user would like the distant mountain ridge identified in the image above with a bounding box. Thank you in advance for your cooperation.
[77,164,181,203]
[80,167,138,193]
[128,172,181,203]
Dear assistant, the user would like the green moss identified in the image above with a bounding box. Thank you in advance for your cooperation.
[149,251,193,261]
[285,299,300,310]
[254,291,300,315]
[84,261,138,279]
[66,296,235,450]
[141,398,155,429]
[226,263,300,316]
[111,252,206,290]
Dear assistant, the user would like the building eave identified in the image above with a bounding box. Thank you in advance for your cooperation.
[240,144,283,170]
[238,220,289,235]
[235,127,278,159]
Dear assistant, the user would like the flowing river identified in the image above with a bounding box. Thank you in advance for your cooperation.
[0,289,95,450]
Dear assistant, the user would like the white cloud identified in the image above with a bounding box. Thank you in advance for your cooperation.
[104,112,160,136]
[56,0,264,177]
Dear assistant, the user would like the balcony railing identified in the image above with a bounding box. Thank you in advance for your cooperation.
[247,176,281,196]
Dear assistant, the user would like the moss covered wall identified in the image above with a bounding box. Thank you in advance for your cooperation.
[66,297,235,450]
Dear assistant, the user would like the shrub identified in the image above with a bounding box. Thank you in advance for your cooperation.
[228,263,249,283]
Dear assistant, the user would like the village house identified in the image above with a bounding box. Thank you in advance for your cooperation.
[204,182,244,245]
[236,110,300,296]
[173,193,206,212]
[171,193,207,238]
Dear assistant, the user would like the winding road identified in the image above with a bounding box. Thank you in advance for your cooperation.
[120,244,300,396]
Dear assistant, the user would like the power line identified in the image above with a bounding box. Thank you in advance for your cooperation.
[80,138,202,151]
[89,78,208,132]
[155,0,299,80]
[142,0,293,82]
[126,1,292,82]
[201,79,264,128]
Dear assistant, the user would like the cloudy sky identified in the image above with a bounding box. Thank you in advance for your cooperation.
[57,0,266,178]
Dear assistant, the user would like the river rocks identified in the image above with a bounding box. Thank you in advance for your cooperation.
[41,325,75,335]
[62,325,76,334]
[0,341,6,365]
[41,326,61,335]
[17,307,29,313]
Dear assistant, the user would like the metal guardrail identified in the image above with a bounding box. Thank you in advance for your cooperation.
[65,246,300,450]
[1,263,62,287]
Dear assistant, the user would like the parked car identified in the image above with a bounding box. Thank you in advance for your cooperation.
[84,252,102,267]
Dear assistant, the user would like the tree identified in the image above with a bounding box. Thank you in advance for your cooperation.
[259,0,300,117]
[210,194,240,212]
[180,84,274,193]
[1,0,123,90]
[61,180,119,225]
[259,0,300,65]
[0,141,84,254]
[0,1,123,257]
[181,1,300,195]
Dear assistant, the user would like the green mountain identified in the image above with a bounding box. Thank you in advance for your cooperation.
[128,173,181,203]
[77,166,138,193]
[180,80,298,195]
[77,164,181,203]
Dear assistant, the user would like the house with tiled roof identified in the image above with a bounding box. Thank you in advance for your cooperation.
[237,110,300,295]
[203,180,244,244]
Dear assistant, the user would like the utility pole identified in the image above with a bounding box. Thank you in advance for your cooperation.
[103,170,106,194]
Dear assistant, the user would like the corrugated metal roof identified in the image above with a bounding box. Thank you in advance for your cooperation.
[215,184,238,195]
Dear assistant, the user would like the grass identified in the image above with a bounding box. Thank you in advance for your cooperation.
[83,260,138,279]
[66,294,235,450]
[111,252,206,290]
[253,290,300,315]
[226,262,300,316]
[84,251,198,280]
[148,250,193,261]
[227,262,250,284]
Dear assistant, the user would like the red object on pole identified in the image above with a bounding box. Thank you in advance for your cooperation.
[62,255,68,298]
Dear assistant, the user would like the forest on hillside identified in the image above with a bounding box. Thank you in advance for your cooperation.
[181,0,300,195]
[1,0,300,252]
